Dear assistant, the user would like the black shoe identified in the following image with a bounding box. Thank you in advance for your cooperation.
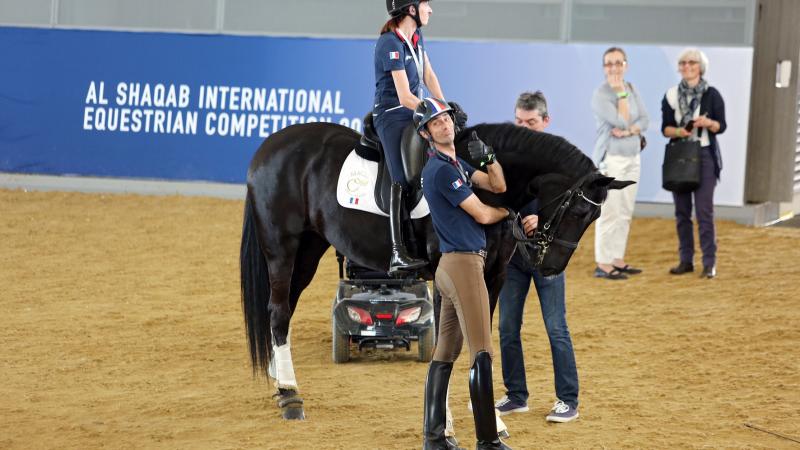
[594,267,628,280]
[443,436,463,450]
[476,439,513,450]
[389,246,427,273]
[470,352,513,450]
[669,262,694,275]
[389,183,427,273]
[613,264,643,275]
[701,265,716,279]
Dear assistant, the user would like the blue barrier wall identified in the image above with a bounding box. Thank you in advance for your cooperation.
[0,27,752,205]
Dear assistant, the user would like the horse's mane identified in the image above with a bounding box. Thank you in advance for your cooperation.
[456,123,596,178]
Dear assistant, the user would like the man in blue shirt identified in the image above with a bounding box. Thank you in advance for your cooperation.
[415,97,512,450]
[495,91,579,423]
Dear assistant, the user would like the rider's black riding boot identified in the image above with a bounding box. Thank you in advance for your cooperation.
[470,351,513,450]
[389,182,427,273]
[423,361,464,450]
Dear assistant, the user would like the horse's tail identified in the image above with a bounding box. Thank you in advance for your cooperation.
[240,193,272,377]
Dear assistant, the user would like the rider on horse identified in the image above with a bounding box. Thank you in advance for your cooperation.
[373,0,465,273]
[416,98,514,450]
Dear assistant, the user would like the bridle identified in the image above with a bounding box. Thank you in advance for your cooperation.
[511,172,603,267]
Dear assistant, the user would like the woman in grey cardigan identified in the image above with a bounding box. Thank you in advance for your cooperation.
[591,47,648,280]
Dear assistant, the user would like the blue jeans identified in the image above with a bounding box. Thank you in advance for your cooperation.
[498,255,579,409]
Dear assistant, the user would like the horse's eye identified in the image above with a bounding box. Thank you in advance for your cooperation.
[569,204,589,216]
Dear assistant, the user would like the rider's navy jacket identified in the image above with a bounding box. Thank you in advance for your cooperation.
[373,30,424,116]
[422,149,486,253]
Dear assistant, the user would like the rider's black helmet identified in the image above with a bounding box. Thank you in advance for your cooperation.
[386,0,421,17]
[414,97,453,133]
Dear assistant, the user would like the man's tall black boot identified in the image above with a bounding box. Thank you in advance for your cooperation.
[469,351,513,450]
[423,361,464,450]
[389,182,426,273]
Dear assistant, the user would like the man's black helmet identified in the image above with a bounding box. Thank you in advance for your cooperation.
[386,0,420,17]
[414,97,453,133]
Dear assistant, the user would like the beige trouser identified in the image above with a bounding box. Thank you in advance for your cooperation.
[595,153,641,264]
[433,252,493,366]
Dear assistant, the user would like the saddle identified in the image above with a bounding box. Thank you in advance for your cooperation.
[355,113,428,214]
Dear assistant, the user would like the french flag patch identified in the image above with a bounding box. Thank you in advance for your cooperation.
[451,179,463,190]
[389,51,400,60]
[349,197,359,205]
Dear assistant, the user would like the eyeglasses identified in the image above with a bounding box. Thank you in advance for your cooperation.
[679,60,699,66]
[603,61,626,68]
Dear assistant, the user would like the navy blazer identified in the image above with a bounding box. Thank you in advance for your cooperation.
[661,86,727,178]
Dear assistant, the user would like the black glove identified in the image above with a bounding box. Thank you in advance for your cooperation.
[448,101,468,132]
[467,131,496,167]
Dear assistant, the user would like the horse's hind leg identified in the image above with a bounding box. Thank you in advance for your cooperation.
[268,232,330,420]
[288,232,330,314]
[253,225,302,420]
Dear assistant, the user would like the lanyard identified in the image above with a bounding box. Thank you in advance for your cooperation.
[435,149,472,187]
[395,29,424,99]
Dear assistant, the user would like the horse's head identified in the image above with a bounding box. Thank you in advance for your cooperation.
[457,123,636,275]
[524,172,635,276]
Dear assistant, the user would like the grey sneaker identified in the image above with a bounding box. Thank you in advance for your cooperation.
[546,400,578,423]
[495,395,529,416]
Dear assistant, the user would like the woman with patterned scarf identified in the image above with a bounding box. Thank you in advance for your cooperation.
[661,48,727,279]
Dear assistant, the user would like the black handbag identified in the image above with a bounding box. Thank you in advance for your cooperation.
[662,139,701,193]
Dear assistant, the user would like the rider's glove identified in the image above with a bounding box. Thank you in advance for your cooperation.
[467,131,496,166]
[448,101,468,133]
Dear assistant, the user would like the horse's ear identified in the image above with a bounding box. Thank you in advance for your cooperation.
[591,175,615,187]
[608,180,636,190]
[592,176,635,190]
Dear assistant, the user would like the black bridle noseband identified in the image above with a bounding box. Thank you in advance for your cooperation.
[511,173,603,267]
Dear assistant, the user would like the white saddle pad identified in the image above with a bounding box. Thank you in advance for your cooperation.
[337,150,429,219]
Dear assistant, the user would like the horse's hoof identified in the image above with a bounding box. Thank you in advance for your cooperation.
[281,405,305,420]
[275,388,305,420]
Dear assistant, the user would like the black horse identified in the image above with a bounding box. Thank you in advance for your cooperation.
[240,122,632,420]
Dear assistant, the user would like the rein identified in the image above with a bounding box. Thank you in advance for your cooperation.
[511,172,602,267]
